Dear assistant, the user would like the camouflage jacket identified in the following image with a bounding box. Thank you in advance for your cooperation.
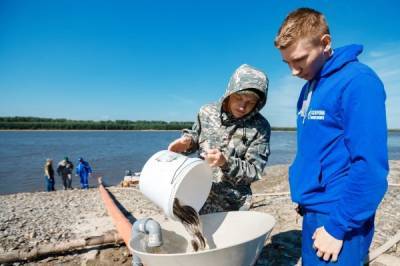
[183,64,271,201]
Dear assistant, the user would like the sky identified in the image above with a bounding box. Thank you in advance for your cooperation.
[0,0,399,128]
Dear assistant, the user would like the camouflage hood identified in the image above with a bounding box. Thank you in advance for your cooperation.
[220,64,268,123]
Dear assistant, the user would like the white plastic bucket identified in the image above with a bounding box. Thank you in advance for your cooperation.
[139,150,213,220]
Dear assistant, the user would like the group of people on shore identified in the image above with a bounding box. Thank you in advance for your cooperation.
[167,8,388,265]
[44,157,93,191]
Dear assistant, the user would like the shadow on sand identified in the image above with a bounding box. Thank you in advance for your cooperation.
[256,229,302,266]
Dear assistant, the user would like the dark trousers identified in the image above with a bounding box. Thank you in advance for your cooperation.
[61,174,72,189]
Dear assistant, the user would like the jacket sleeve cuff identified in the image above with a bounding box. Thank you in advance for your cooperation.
[324,220,346,240]
[181,133,197,153]
[221,157,233,174]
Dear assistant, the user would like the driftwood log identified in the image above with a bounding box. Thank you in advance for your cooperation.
[366,231,400,263]
[0,230,123,263]
[253,191,291,197]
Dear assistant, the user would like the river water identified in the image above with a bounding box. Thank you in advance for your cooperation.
[0,131,399,194]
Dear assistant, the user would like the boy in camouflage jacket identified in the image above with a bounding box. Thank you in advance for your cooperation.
[168,64,271,213]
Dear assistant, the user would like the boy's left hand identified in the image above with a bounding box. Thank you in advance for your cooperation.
[312,226,343,262]
[201,148,226,167]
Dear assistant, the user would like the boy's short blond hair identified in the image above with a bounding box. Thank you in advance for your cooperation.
[274,8,330,49]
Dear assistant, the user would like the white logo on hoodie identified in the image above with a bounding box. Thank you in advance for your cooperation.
[307,109,325,120]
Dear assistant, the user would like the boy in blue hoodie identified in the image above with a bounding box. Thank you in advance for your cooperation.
[274,8,388,265]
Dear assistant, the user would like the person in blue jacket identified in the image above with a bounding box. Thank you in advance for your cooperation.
[76,157,92,189]
[274,8,388,265]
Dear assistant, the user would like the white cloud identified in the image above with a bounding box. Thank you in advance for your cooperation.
[100,115,111,120]
[368,51,386,58]
[161,94,199,121]
[169,95,197,106]
[364,43,400,129]
[262,74,305,127]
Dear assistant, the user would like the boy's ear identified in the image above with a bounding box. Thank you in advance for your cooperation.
[321,34,332,53]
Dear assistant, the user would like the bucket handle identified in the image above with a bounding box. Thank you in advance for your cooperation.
[170,158,200,185]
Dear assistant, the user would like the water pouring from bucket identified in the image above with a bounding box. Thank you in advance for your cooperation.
[132,150,276,265]
[138,150,212,253]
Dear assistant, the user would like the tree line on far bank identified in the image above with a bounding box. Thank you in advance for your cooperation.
[0,116,299,131]
[0,117,194,130]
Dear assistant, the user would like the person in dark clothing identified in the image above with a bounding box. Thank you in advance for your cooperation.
[57,156,74,190]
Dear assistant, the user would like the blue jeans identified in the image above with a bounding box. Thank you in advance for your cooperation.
[45,176,55,191]
[80,175,89,189]
[302,211,374,265]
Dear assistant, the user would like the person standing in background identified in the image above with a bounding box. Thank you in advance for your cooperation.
[44,159,55,192]
[75,157,92,190]
[57,156,74,190]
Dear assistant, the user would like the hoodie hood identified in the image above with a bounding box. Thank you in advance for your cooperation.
[220,64,268,122]
[319,44,363,78]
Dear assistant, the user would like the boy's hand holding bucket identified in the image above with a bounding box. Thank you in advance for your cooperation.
[201,149,227,167]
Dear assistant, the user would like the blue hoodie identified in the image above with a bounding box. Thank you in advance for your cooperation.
[289,44,388,240]
[76,160,92,178]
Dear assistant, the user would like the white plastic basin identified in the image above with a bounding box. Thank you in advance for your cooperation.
[129,211,276,266]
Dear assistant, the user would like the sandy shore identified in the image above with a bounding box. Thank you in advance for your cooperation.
[1,161,399,265]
